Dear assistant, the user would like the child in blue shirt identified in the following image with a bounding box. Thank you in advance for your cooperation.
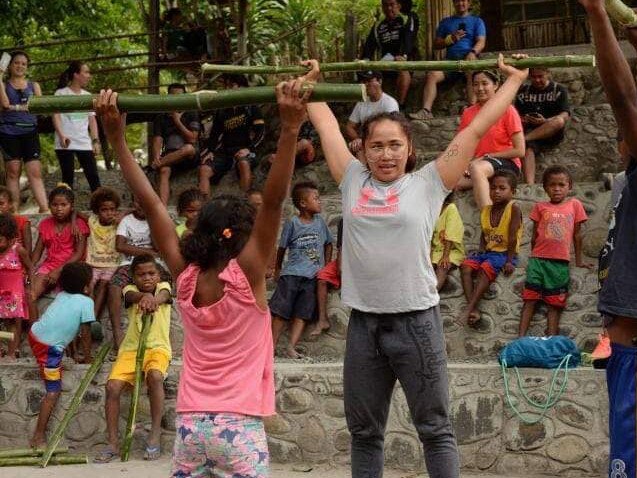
[28,262,95,448]
[271,181,332,358]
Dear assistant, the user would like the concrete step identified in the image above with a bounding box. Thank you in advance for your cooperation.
[0,360,608,476]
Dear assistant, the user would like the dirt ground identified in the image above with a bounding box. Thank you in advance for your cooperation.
[0,457,556,478]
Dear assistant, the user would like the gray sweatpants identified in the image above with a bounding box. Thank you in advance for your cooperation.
[343,307,459,478]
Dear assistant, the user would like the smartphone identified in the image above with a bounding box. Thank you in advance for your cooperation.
[0,52,10,71]
[458,22,466,31]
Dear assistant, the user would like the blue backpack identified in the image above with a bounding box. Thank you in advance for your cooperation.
[498,336,580,424]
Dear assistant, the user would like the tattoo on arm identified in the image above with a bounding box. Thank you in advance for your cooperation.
[444,143,460,162]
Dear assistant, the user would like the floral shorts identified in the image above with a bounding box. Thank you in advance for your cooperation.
[171,412,269,478]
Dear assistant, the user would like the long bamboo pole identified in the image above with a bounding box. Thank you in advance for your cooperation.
[605,0,637,26]
[201,55,596,75]
[40,342,112,468]
[0,447,68,458]
[120,314,152,462]
[27,83,366,114]
[1,454,87,467]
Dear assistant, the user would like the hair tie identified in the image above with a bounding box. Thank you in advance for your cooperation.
[56,182,72,190]
[221,228,233,240]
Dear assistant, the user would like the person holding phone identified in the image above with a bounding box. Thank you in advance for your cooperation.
[410,0,486,120]
[514,68,571,184]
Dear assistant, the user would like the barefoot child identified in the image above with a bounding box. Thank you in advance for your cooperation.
[96,68,312,476]
[461,170,522,325]
[0,213,32,359]
[518,165,590,336]
[175,188,205,239]
[28,262,94,447]
[31,185,89,310]
[96,254,171,463]
[431,193,465,291]
[270,181,333,358]
[86,187,121,322]
[311,217,343,337]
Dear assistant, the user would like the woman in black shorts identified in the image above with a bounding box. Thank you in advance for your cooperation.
[454,70,526,209]
[0,51,48,212]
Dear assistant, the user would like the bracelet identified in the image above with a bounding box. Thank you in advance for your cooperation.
[444,34,454,47]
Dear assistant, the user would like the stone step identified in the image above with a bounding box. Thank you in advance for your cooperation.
[0,360,608,476]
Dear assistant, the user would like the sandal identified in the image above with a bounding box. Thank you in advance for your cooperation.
[94,447,119,464]
[144,444,161,461]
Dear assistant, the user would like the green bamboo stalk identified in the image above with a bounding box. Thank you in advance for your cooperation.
[605,0,637,26]
[27,83,366,114]
[201,55,596,75]
[0,331,14,341]
[0,454,87,467]
[120,314,153,462]
[40,342,112,468]
[0,447,68,458]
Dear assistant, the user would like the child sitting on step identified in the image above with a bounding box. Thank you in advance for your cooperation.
[175,188,205,239]
[519,165,591,337]
[96,254,172,463]
[431,193,465,291]
[270,181,333,358]
[461,170,522,326]
[28,262,94,447]
[95,68,311,476]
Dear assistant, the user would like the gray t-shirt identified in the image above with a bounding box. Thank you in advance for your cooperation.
[348,92,399,125]
[339,159,449,313]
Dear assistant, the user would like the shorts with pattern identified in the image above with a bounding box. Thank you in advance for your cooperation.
[90,266,117,286]
[522,257,570,308]
[171,412,269,478]
[28,331,64,392]
[108,348,170,385]
[462,251,517,282]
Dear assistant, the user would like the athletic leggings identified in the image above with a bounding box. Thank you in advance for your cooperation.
[55,149,101,191]
[171,412,269,478]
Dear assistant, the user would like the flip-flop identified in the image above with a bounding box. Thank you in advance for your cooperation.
[144,445,161,461]
[94,447,119,464]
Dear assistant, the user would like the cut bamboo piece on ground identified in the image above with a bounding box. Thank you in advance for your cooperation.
[605,0,637,26]
[27,83,366,114]
[120,314,153,462]
[0,454,87,467]
[201,55,596,75]
[40,342,112,468]
[0,447,68,459]
[0,331,14,341]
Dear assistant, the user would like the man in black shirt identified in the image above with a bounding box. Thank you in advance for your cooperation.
[514,68,570,184]
[361,0,413,108]
[198,75,265,196]
[150,83,200,204]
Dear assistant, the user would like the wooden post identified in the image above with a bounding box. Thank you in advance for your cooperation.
[344,12,358,62]
[146,0,160,163]
[306,23,319,60]
[480,1,504,51]
[237,0,249,63]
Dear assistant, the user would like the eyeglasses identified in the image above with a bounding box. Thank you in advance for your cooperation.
[365,144,406,161]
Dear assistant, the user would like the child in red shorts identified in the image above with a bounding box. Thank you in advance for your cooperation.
[519,165,591,336]
[311,218,343,337]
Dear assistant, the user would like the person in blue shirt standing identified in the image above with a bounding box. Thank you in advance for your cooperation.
[410,0,486,120]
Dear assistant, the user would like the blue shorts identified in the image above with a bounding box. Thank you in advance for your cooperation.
[462,251,517,282]
[607,343,637,477]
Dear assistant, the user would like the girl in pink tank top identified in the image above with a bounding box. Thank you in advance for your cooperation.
[95,66,318,477]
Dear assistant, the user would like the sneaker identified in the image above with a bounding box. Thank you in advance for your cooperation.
[408,108,433,120]
[591,332,611,360]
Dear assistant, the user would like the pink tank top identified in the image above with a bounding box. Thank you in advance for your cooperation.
[175,259,275,416]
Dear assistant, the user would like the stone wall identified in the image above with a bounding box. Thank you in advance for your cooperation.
[0,361,608,476]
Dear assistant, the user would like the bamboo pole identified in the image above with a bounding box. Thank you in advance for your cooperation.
[0,331,14,341]
[1,454,87,467]
[31,52,148,67]
[120,314,152,462]
[27,83,366,114]
[40,342,112,468]
[201,55,596,75]
[605,0,637,26]
[0,447,68,458]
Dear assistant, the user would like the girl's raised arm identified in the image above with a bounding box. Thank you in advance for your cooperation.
[96,90,185,278]
[436,54,528,189]
[304,61,353,184]
[238,77,312,296]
